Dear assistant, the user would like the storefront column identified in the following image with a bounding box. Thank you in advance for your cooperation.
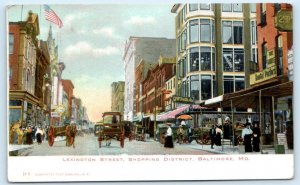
[272,96,276,146]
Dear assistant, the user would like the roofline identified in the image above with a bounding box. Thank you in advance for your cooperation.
[171,4,181,13]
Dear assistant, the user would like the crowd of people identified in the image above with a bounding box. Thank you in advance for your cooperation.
[9,121,78,149]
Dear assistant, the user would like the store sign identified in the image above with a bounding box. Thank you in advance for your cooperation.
[288,49,293,81]
[275,10,293,31]
[250,50,277,85]
[172,96,193,103]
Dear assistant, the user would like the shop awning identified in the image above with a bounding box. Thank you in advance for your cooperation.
[158,105,206,121]
[204,79,293,108]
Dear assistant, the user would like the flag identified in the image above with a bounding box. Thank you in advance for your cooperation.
[44,5,63,28]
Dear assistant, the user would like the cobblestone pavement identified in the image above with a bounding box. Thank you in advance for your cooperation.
[18,133,215,156]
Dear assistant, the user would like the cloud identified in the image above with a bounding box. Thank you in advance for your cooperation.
[92,27,114,36]
[124,16,157,26]
[62,14,85,34]
[64,41,119,59]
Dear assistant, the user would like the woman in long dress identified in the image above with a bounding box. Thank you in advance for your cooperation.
[164,123,174,148]
[35,127,44,144]
[242,122,253,152]
[252,122,261,152]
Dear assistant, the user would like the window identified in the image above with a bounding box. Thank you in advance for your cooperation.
[251,3,256,13]
[200,47,211,71]
[233,4,243,12]
[223,48,233,72]
[224,76,234,94]
[233,21,243,44]
[212,48,216,71]
[222,4,232,12]
[234,49,244,72]
[200,19,211,43]
[182,81,186,97]
[201,75,212,100]
[189,20,199,43]
[200,4,210,10]
[9,34,14,54]
[213,75,217,97]
[9,67,12,82]
[190,75,199,101]
[251,21,257,45]
[190,47,199,72]
[222,21,232,44]
[276,35,283,75]
[252,48,258,63]
[189,4,198,11]
[274,3,281,14]
[212,20,215,43]
[182,56,187,77]
[260,4,267,25]
[180,30,187,51]
[262,43,267,69]
[235,76,245,91]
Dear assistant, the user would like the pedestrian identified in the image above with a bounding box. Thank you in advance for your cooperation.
[48,124,55,147]
[223,117,233,140]
[25,125,33,145]
[215,125,223,146]
[65,125,72,147]
[242,122,253,152]
[209,124,217,149]
[252,122,261,152]
[188,125,193,143]
[69,123,77,148]
[35,126,44,145]
[176,125,185,144]
[164,123,174,148]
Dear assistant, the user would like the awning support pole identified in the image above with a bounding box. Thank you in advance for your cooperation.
[259,90,262,144]
[231,99,234,152]
[272,96,276,147]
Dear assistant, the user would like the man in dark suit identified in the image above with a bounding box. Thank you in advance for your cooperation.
[209,124,217,149]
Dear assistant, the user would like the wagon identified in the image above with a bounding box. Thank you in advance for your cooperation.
[97,112,125,148]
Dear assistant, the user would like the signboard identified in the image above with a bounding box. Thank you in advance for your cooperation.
[250,49,277,85]
[277,133,288,149]
[172,96,193,103]
[275,10,293,31]
[288,49,293,81]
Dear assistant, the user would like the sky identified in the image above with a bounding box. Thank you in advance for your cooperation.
[7,4,176,122]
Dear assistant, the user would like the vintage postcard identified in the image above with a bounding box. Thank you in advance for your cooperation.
[7,2,294,182]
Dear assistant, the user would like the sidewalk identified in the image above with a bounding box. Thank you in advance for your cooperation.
[186,141,294,155]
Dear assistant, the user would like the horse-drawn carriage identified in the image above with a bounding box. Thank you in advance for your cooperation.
[97,112,127,148]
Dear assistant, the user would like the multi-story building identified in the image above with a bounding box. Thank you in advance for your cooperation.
[171,3,257,105]
[252,3,293,146]
[61,79,74,123]
[47,26,66,125]
[122,37,175,121]
[140,56,176,136]
[111,81,125,114]
[9,11,41,127]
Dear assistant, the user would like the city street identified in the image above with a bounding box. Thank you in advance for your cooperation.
[18,133,216,156]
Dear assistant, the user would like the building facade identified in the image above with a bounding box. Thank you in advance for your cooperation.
[111,81,125,114]
[122,37,176,121]
[9,11,41,127]
[61,79,74,123]
[171,3,257,105]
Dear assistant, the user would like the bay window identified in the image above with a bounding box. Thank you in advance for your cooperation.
[190,47,199,72]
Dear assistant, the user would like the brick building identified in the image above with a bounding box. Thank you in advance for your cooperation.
[61,79,74,120]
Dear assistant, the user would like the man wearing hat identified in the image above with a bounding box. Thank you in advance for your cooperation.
[242,122,253,152]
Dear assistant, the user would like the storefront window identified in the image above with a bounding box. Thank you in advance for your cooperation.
[223,48,233,72]
[224,76,234,94]
[235,76,245,91]
[201,75,212,100]
[190,47,199,72]
[189,20,199,43]
[200,19,211,43]
[234,49,244,72]
[190,75,200,101]
[222,21,232,44]
[9,108,22,124]
[200,47,211,71]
